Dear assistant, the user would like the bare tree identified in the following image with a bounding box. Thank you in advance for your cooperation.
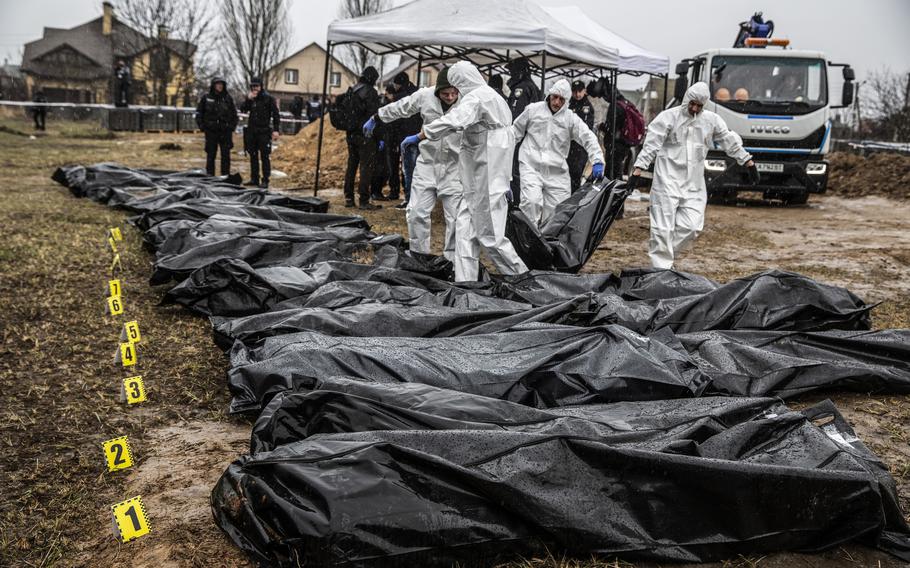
[218,0,291,89]
[337,0,391,76]
[864,68,910,142]
[115,0,211,105]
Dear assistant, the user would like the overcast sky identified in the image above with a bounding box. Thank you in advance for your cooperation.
[2,0,908,88]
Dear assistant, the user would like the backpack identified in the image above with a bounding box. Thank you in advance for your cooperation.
[617,98,645,146]
[329,85,363,132]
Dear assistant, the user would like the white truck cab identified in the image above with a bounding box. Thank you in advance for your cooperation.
[672,41,854,204]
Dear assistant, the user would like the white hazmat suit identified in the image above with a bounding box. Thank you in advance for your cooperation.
[512,79,603,227]
[378,85,475,277]
[423,61,528,280]
[633,82,751,269]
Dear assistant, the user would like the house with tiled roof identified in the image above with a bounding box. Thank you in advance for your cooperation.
[21,2,195,105]
[265,42,359,108]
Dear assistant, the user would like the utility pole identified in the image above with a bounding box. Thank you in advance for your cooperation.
[853,81,862,139]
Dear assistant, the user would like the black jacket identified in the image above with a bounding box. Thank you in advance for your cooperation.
[240,90,281,135]
[289,96,304,118]
[348,81,380,133]
[306,99,323,121]
[196,79,239,133]
[32,92,47,107]
[598,99,628,143]
[569,95,596,131]
[385,81,421,144]
[507,74,541,121]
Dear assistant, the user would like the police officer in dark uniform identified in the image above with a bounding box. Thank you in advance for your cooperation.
[306,95,323,122]
[567,79,596,193]
[505,57,542,203]
[114,60,131,107]
[342,66,382,210]
[488,74,507,100]
[195,77,239,176]
[239,77,281,188]
[32,89,48,131]
[289,95,304,133]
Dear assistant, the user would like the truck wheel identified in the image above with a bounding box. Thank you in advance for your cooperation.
[708,189,736,205]
[784,191,809,206]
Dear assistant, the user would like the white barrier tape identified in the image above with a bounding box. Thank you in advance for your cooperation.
[0,100,314,123]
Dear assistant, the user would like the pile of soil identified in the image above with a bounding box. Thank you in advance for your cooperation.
[828,151,910,199]
[273,121,348,188]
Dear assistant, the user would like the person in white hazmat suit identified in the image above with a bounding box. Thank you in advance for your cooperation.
[363,68,475,277]
[512,78,605,228]
[405,61,528,281]
[629,82,759,269]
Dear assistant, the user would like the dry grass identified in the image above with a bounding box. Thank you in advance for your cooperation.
[0,117,243,567]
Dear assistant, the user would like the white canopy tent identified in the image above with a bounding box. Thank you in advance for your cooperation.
[327,0,621,75]
[314,0,670,191]
[542,6,669,76]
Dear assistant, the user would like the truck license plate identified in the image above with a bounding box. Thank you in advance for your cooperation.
[756,162,784,173]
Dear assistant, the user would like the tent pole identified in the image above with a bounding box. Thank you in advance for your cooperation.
[539,51,547,93]
[609,69,618,179]
[416,55,423,86]
[314,40,333,196]
[662,73,668,108]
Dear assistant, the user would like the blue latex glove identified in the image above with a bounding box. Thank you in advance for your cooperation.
[378,140,385,152]
[400,134,421,154]
[362,116,377,137]
[506,189,514,202]
[591,162,605,181]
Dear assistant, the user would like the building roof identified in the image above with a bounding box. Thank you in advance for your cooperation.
[266,42,358,79]
[381,57,444,84]
[21,15,194,80]
[0,64,22,79]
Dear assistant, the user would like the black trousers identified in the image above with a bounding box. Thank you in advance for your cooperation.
[204,131,232,176]
[33,109,46,131]
[385,138,403,200]
[343,132,377,204]
[605,140,632,180]
[510,142,523,205]
[567,142,587,193]
[247,132,272,183]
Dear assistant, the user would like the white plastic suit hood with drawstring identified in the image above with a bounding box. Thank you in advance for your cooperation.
[423,61,528,280]
[511,78,603,227]
[633,81,752,269]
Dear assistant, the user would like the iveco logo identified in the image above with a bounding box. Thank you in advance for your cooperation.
[751,125,791,134]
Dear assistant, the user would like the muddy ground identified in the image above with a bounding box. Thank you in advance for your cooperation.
[0,115,907,568]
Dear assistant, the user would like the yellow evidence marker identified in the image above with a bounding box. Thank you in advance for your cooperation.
[110,227,123,241]
[118,342,137,367]
[108,237,118,253]
[107,295,124,316]
[110,253,121,274]
[121,376,147,404]
[108,279,122,297]
[111,496,151,543]
[122,321,141,344]
[102,436,134,472]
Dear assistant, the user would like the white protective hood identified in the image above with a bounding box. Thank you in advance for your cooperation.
[547,79,572,115]
[685,82,711,105]
[447,61,488,97]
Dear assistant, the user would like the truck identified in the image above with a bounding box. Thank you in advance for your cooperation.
[671,35,855,204]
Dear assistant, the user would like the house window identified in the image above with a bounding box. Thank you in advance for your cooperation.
[330,72,341,87]
[420,70,431,87]
[285,68,299,84]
